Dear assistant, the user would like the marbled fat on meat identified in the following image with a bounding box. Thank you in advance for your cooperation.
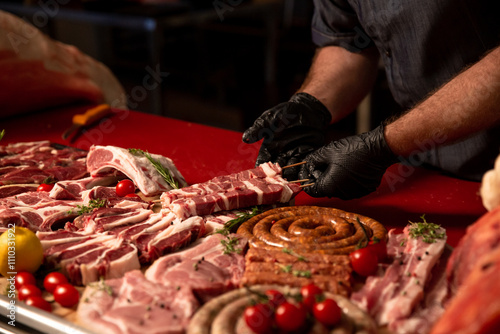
[145,233,247,302]
[77,270,199,334]
[0,141,88,186]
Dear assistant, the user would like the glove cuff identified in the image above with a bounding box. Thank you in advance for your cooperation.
[289,92,332,126]
[371,124,399,166]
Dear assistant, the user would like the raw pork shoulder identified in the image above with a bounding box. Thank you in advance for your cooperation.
[0,10,126,117]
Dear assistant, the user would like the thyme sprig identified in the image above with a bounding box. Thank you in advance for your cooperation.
[215,206,261,236]
[408,215,445,243]
[221,235,242,255]
[87,276,114,299]
[129,148,179,189]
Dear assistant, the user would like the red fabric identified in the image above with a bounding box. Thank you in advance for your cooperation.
[1,105,486,247]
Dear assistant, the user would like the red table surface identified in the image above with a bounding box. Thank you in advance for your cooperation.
[2,104,488,247]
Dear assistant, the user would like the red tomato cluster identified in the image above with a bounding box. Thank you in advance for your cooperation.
[243,284,342,333]
[349,239,388,277]
[15,271,80,312]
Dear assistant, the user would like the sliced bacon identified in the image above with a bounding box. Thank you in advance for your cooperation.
[161,163,301,220]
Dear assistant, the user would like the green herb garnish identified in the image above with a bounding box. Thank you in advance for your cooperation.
[278,264,293,273]
[221,235,242,255]
[0,129,4,141]
[277,264,311,278]
[69,198,107,215]
[215,207,261,235]
[282,248,308,262]
[408,215,445,243]
[129,148,179,189]
[88,277,113,296]
[292,270,312,278]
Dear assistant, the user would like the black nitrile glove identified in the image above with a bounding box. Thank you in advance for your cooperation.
[242,92,332,180]
[298,124,398,200]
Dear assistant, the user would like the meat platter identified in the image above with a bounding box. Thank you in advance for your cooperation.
[1,140,499,334]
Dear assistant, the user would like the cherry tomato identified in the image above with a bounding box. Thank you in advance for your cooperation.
[116,180,135,197]
[25,296,52,312]
[243,303,274,334]
[18,284,42,301]
[300,283,323,310]
[350,247,379,277]
[368,239,388,261]
[53,283,80,308]
[265,289,286,308]
[275,301,307,332]
[313,298,342,327]
[43,272,68,293]
[37,183,54,192]
[15,271,36,289]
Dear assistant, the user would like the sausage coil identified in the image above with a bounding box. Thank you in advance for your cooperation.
[237,206,387,255]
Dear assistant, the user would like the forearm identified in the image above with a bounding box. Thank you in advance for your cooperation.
[385,46,500,157]
[299,45,380,123]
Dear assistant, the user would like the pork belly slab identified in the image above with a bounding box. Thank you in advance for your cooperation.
[160,162,301,219]
[86,145,187,196]
[351,224,447,328]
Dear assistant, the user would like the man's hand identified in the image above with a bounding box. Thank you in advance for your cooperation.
[299,125,398,200]
[242,92,331,180]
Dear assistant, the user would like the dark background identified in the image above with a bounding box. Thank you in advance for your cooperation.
[2,0,401,133]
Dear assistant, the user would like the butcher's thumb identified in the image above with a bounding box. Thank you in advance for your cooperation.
[242,116,268,144]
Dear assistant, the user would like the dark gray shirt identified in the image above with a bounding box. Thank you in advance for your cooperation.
[311,0,500,180]
[312,0,500,109]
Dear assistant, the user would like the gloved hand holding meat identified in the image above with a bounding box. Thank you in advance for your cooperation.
[299,125,398,200]
[242,92,331,180]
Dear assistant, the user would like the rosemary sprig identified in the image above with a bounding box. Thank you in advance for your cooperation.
[354,216,371,249]
[282,248,308,262]
[215,207,261,235]
[129,148,179,189]
[221,235,242,255]
[0,129,4,141]
[68,198,107,215]
[408,215,445,243]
